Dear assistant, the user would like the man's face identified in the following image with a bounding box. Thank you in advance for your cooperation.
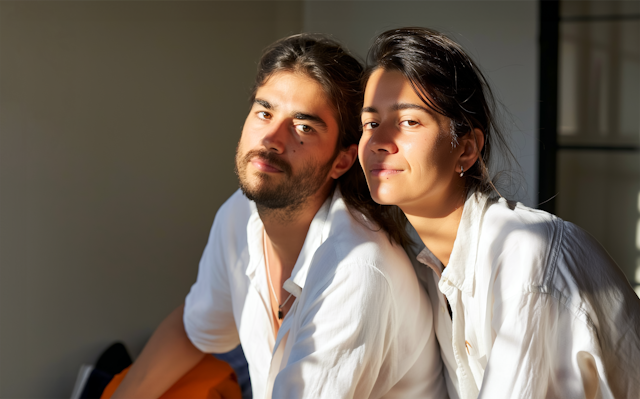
[235,71,341,211]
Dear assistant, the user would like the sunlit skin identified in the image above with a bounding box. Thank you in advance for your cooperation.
[359,69,483,266]
[238,71,356,331]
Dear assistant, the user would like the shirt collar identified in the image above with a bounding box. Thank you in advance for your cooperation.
[283,190,334,297]
[417,245,444,277]
[415,191,492,295]
[443,191,492,295]
[244,189,336,298]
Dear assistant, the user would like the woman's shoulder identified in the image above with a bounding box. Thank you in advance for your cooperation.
[481,196,562,245]
[472,195,566,284]
[477,195,630,300]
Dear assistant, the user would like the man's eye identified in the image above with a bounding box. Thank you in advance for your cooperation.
[258,111,272,120]
[400,120,419,127]
[296,124,313,133]
[363,122,379,129]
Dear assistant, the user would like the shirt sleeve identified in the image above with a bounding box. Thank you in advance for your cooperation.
[272,256,446,399]
[478,290,590,398]
[183,192,249,353]
[479,278,639,399]
[472,199,640,398]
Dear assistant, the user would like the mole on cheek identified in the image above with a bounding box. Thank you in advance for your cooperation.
[300,141,304,145]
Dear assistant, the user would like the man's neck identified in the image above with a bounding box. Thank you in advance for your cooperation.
[258,187,332,272]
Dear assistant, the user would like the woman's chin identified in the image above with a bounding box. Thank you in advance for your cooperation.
[370,190,403,207]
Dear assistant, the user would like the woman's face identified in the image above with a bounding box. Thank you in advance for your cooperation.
[359,68,466,215]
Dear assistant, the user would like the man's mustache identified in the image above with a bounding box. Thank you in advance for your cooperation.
[242,149,292,175]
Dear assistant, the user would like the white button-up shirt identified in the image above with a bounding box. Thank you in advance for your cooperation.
[411,192,640,399]
[184,189,447,399]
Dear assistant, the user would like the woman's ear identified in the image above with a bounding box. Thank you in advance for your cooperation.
[458,128,484,171]
[330,144,358,179]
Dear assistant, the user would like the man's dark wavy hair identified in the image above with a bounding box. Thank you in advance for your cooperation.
[251,33,410,247]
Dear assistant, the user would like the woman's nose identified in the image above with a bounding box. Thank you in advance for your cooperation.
[367,125,398,154]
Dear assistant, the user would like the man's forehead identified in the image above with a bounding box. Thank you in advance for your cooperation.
[254,71,339,124]
[259,72,330,103]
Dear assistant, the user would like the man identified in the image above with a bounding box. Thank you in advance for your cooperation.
[111,34,446,398]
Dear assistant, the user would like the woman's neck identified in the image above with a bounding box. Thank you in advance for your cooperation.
[403,191,466,267]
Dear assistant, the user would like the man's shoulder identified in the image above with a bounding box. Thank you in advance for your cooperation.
[311,194,415,288]
[219,189,253,216]
[204,189,255,257]
[211,189,254,229]
[300,196,429,330]
[327,195,404,262]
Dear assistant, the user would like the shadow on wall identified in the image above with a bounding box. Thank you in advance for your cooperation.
[0,1,301,397]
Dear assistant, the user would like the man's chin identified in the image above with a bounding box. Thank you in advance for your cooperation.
[242,192,298,211]
[238,181,286,208]
[239,176,272,195]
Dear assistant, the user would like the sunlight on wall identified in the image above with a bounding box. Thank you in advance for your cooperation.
[637,192,640,251]
[636,219,640,251]
[635,257,640,297]
[559,38,578,135]
[637,192,640,297]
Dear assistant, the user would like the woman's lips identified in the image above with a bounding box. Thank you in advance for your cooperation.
[369,166,403,177]
[250,158,283,173]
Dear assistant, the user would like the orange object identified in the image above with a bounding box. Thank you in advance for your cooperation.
[101,355,242,399]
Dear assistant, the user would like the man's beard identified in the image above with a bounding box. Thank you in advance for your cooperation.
[234,147,336,213]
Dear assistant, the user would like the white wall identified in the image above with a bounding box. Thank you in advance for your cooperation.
[0,2,301,397]
[304,0,539,206]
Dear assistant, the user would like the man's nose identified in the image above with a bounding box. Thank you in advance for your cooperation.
[261,119,290,154]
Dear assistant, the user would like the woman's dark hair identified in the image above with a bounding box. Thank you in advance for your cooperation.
[366,27,514,196]
[252,33,411,247]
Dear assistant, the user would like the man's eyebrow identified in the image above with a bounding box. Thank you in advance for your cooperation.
[254,98,273,109]
[292,112,327,130]
[254,99,327,130]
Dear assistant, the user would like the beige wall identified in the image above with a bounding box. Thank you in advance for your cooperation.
[0,1,537,397]
[0,1,301,396]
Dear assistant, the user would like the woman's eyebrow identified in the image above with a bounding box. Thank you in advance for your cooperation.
[362,103,432,115]
[392,102,432,114]
[360,103,435,117]
[361,106,378,115]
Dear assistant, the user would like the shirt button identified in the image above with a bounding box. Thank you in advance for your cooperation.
[440,306,446,314]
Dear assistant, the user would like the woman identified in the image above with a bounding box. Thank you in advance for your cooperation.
[359,27,640,399]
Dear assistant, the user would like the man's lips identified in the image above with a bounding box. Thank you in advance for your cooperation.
[250,157,283,173]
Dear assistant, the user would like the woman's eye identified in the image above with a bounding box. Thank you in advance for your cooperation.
[401,120,419,127]
[258,111,272,120]
[296,124,313,133]
[363,122,379,130]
